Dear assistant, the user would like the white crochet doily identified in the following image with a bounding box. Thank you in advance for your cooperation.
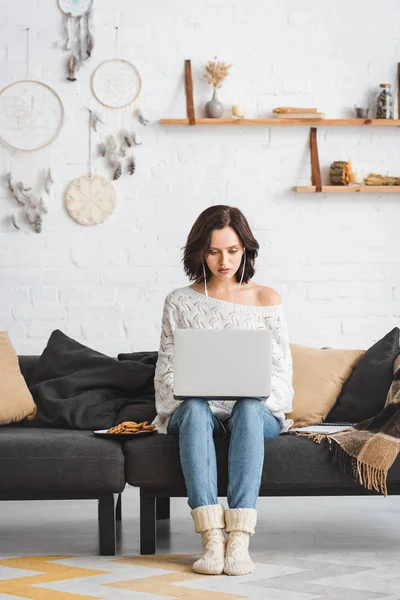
[65,174,116,226]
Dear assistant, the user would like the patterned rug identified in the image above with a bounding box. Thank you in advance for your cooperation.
[0,552,400,599]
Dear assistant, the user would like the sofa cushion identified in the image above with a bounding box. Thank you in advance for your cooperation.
[328,328,400,423]
[0,428,125,494]
[287,344,365,426]
[123,434,400,493]
[29,330,156,429]
[0,332,37,425]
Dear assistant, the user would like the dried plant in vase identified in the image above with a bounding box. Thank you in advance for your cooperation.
[204,57,232,118]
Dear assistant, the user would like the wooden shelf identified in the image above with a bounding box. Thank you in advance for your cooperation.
[294,185,400,193]
[161,118,400,126]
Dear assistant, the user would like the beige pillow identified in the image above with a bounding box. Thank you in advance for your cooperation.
[287,343,365,427]
[0,331,37,425]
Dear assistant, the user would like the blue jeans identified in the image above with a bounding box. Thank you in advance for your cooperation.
[167,397,281,510]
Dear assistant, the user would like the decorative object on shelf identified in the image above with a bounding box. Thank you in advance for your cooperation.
[354,106,369,118]
[6,171,49,233]
[364,173,400,186]
[65,108,116,225]
[273,107,325,119]
[0,29,64,152]
[204,57,231,118]
[275,111,325,120]
[58,0,94,82]
[232,103,244,118]
[376,83,393,119]
[329,160,351,185]
[273,107,319,114]
[349,169,364,184]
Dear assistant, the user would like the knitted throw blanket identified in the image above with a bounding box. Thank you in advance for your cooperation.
[296,356,400,496]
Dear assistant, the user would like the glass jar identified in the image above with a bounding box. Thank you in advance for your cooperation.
[376,83,393,119]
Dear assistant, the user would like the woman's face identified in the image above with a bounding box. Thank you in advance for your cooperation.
[205,226,244,281]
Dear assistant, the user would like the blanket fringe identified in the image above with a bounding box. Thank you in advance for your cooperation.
[295,432,389,496]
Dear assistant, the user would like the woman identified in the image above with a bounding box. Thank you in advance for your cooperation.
[153,205,294,576]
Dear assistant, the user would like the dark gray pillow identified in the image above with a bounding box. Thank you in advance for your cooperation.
[327,328,400,423]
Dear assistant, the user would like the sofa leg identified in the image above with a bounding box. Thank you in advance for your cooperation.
[156,497,170,520]
[140,491,156,555]
[98,495,116,556]
[116,493,122,521]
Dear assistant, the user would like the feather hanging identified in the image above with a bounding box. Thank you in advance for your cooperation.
[85,10,94,58]
[77,16,85,63]
[67,54,77,81]
[127,155,136,175]
[87,4,95,42]
[23,194,42,233]
[39,197,48,214]
[119,144,127,158]
[63,13,71,51]
[44,168,54,195]
[105,134,117,155]
[14,181,31,206]
[113,163,122,181]
[10,214,20,230]
[32,213,42,234]
[107,152,119,168]
[135,108,149,126]
[6,172,15,193]
[86,33,94,57]
[130,132,142,146]
[92,111,106,132]
[120,129,131,147]
[98,142,106,157]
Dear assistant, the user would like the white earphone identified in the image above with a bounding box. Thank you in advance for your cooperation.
[202,249,246,308]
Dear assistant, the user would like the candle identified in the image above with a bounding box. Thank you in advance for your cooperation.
[349,171,364,184]
[232,104,245,118]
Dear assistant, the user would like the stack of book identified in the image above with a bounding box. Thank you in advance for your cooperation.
[272,107,325,119]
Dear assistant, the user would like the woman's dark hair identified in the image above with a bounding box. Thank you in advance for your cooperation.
[182,205,259,284]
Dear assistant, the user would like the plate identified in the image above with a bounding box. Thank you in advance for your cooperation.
[93,429,157,438]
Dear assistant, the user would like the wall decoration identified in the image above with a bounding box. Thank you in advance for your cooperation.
[90,28,144,180]
[0,29,64,152]
[65,109,116,225]
[92,58,142,109]
[91,27,148,126]
[97,130,141,180]
[58,0,94,81]
[7,170,51,233]
[65,174,116,225]
[204,57,232,118]
[0,80,64,152]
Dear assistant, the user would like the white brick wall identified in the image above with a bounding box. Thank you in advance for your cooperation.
[1,0,400,355]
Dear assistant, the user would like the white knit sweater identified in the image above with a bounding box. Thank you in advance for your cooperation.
[152,286,294,434]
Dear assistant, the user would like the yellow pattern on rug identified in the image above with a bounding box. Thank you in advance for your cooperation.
[0,555,107,600]
[0,554,245,600]
[110,554,245,598]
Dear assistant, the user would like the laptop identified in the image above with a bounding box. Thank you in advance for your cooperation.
[173,328,272,400]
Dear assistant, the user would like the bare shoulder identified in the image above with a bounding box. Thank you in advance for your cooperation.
[256,284,281,306]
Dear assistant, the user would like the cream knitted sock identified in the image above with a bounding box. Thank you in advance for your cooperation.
[191,504,226,575]
[224,508,257,576]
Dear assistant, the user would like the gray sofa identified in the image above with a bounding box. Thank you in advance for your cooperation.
[2,355,400,556]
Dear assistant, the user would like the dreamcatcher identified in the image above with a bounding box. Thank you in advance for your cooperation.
[65,108,116,225]
[90,27,148,180]
[58,0,95,81]
[0,28,63,233]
